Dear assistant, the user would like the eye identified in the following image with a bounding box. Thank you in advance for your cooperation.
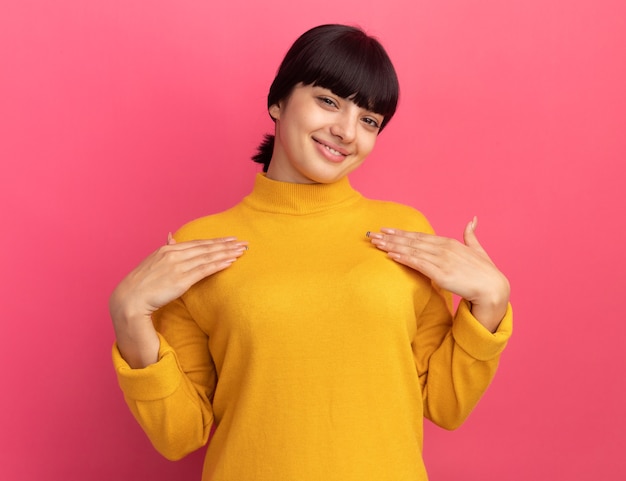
[317,96,338,109]
[362,117,381,130]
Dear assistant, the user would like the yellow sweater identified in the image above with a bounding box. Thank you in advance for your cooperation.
[113,173,512,480]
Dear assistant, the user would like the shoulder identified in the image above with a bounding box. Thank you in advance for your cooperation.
[173,205,242,242]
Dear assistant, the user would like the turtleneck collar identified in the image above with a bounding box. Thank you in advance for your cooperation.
[242,173,362,215]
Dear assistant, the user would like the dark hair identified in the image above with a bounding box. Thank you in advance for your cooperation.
[252,24,400,171]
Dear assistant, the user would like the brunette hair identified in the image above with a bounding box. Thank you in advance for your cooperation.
[252,24,400,171]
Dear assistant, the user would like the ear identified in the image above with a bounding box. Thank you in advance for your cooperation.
[269,104,281,120]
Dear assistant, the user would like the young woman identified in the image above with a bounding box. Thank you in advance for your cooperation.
[111,24,512,481]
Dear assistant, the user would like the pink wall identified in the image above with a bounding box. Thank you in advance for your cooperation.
[2,1,625,479]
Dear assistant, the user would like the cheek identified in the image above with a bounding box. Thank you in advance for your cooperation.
[360,135,378,157]
[278,121,299,153]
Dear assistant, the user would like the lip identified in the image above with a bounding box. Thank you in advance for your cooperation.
[313,137,350,162]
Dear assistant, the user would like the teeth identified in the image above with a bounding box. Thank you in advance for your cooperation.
[325,145,342,156]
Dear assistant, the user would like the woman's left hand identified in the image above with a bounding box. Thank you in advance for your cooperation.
[368,217,510,332]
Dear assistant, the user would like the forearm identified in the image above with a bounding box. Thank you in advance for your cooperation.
[113,341,215,460]
[423,340,501,429]
[420,300,513,429]
[468,273,510,333]
[469,297,509,333]
[110,288,160,368]
[113,315,160,368]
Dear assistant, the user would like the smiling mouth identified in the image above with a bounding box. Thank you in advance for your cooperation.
[314,139,347,157]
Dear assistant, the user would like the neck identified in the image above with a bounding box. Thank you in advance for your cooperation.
[242,173,361,215]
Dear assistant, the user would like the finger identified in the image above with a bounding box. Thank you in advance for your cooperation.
[172,236,238,247]
[172,243,247,273]
[387,248,443,272]
[147,241,247,277]
[379,227,426,239]
[161,237,243,254]
[462,216,487,254]
[371,239,440,260]
[378,227,449,247]
[368,229,445,266]
[370,231,448,257]
[176,246,248,286]
[385,251,465,294]
[184,256,240,283]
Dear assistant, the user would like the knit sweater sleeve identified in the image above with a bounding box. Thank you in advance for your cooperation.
[112,297,216,460]
[413,282,513,430]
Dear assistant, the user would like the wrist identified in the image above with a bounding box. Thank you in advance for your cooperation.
[469,301,508,333]
[115,329,160,369]
[109,287,160,368]
[109,284,152,326]
[469,278,510,333]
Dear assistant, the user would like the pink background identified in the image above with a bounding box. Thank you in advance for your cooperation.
[2,0,625,479]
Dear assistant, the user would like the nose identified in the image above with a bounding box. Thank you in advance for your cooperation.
[330,110,357,143]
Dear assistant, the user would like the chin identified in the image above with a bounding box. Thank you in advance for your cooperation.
[306,171,348,184]
[304,163,360,184]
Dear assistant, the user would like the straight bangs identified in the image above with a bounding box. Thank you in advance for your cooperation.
[269,25,399,130]
[304,39,399,126]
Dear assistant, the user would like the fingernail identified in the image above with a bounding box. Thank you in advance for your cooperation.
[366,231,370,237]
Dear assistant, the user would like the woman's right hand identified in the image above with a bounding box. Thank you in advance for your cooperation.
[110,235,248,368]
